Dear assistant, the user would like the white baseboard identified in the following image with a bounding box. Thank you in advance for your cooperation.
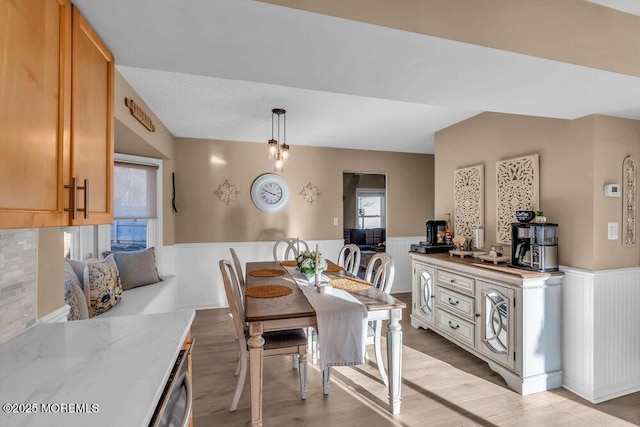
[40,305,70,323]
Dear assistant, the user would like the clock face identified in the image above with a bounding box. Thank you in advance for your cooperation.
[251,174,290,212]
[259,182,283,205]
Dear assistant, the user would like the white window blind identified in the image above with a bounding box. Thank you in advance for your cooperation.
[114,161,158,219]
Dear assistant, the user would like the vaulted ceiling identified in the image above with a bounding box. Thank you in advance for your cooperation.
[74,0,640,154]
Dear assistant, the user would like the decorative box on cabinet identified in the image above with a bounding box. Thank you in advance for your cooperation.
[0,0,113,229]
[410,252,563,395]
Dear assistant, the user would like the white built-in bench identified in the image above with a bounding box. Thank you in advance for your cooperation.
[98,275,177,318]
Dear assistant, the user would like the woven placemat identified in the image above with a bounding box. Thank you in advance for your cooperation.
[245,284,292,298]
[325,264,343,272]
[248,268,286,278]
[279,260,297,267]
[329,277,372,292]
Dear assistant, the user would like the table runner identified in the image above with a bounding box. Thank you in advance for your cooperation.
[285,266,367,371]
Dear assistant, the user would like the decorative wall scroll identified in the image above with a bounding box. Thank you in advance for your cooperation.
[124,98,156,132]
[214,180,241,205]
[496,154,539,244]
[454,164,484,240]
[623,156,637,246]
[299,182,321,205]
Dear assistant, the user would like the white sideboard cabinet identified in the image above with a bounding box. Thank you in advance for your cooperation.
[410,252,563,395]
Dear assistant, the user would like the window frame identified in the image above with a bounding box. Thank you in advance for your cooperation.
[355,188,386,229]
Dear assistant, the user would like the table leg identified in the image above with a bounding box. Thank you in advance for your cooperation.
[248,322,265,427]
[387,308,403,414]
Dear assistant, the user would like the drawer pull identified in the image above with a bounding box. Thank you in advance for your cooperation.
[448,297,459,306]
[448,321,460,330]
[450,279,456,283]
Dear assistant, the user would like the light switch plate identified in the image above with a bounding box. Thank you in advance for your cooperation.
[608,222,618,240]
[333,217,339,226]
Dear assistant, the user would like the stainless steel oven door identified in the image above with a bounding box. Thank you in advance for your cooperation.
[149,349,193,427]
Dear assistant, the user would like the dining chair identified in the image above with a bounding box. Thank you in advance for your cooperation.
[364,252,395,386]
[337,244,361,276]
[229,248,245,296]
[220,259,308,412]
[321,252,395,394]
[273,238,309,261]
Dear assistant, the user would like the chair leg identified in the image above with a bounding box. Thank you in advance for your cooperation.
[373,321,388,386]
[299,350,308,400]
[292,354,299,369]
[234,351,241,376]
[323,367,331,395]
[230,351,247,412]
[311,328,318,365]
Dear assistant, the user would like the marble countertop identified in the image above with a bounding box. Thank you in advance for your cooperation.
[0,309,195,427]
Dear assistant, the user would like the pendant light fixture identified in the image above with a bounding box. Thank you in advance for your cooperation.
[267,108,289,172]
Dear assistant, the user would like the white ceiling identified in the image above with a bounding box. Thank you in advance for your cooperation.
[73,0,640,154]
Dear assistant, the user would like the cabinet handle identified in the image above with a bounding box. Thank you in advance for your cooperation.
[450,279,456,283]
[475,313,481,318]
[448,321,460,330]
[448,297,459,306]
[64,178,89,219]
[430,294,435,298]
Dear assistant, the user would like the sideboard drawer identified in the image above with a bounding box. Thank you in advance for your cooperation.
[438,269,474,295]
[436,287,475,320]
[436,310,475,347]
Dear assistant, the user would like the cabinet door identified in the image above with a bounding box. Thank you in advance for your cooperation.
[476,280,515,369]
[70,6,113,225]
[0,0,71,228]
[414,263,436,325]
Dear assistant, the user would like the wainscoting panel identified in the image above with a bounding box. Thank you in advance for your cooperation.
[174,237,420,309]
[385,236,423,294]
[561,266,640,403]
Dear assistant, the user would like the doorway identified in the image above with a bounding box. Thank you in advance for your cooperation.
[343,172,387,229]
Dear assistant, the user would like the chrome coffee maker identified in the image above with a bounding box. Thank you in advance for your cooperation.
[510,223,559,272]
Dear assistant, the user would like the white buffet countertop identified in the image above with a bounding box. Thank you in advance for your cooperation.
[0,310,195,427]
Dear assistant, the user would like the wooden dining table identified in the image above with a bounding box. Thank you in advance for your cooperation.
[244,261,407,427]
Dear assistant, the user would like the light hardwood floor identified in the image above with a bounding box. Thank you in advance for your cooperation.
[191,293,640,426]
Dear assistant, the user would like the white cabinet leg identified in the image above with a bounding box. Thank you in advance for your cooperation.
[248,322,265,427]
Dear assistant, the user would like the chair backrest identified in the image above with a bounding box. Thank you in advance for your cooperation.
[337,244,361,276]
[273,238,310,261]
[229,248,245,294]
[364,253,395,294]
[219,259,247,339]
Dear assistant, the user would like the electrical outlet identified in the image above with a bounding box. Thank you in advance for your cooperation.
[608,222,618,240]
[333,217,339,226]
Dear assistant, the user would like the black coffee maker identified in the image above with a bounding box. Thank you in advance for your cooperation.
[425,220,447,245]
[510,223,559,272]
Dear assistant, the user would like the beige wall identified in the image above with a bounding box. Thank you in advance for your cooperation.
[593,116,640,269]
[175,138,433,243]
[435,112,640,270]
[113,69,177,246]
[37,228,64,317]
[263,0,640,77]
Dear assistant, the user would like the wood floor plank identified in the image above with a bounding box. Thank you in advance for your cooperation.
[191,292,640,426]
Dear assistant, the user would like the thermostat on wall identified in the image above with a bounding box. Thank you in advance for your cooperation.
[603,184,621,197]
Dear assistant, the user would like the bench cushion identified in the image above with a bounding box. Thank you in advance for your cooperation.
[98,275,177,318]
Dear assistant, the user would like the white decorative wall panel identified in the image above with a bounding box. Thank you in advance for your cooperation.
[561,266,640,403]
[174,237,417,309]
[454,164,484,240]
[496,154,539,244]
[623,156,637,246]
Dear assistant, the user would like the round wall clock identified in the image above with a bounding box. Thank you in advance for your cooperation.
[250,173,290,212]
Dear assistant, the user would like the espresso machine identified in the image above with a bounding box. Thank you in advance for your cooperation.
[510,222,559,272]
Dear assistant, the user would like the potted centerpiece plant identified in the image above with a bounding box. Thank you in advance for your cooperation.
[297,250,328,281]
[534,210,547,223]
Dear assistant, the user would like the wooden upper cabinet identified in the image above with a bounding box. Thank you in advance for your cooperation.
[70,6,114,226]
[0,0,71,228]
[0,1,114,228]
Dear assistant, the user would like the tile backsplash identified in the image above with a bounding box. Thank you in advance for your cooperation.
[0,229,37,345]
